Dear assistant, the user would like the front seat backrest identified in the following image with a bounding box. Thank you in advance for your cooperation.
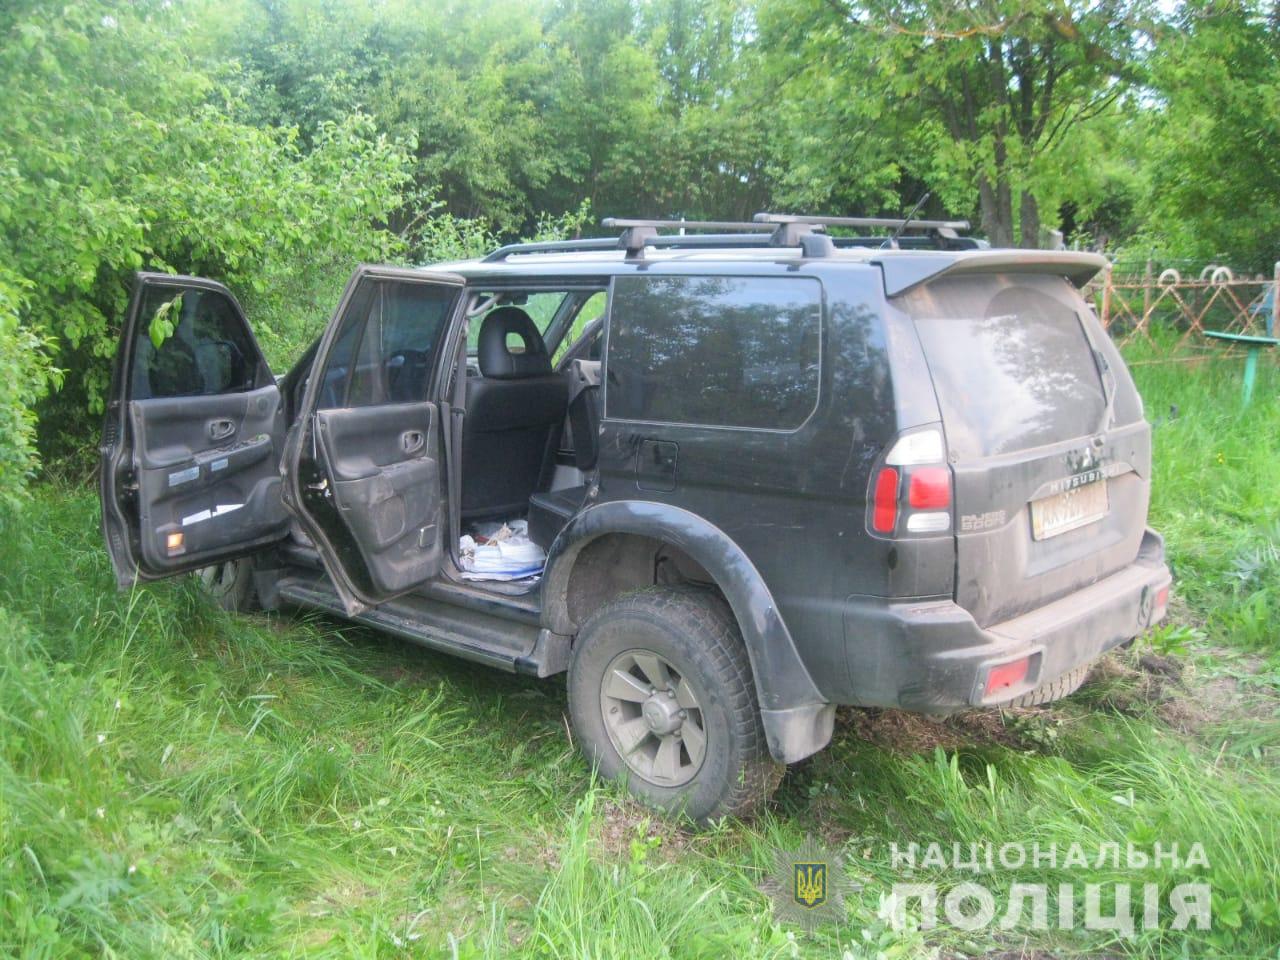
[461,307,569,519]
[478,306,552,379]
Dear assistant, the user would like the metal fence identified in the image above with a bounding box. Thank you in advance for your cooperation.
[1087,261,1279,348]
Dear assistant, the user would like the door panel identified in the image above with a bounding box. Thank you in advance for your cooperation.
[130,386,288,573]
[282,265,465,613]
[100,273,287,587]
[316,403,441,595]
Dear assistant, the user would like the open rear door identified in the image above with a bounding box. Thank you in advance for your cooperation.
[100,273,289,587]
[281,266,466,614]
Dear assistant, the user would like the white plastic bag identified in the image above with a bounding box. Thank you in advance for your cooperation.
[458,519,545,581]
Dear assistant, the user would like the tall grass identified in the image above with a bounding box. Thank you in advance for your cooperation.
[0,348,1277,958]
[1127,334,1280,647]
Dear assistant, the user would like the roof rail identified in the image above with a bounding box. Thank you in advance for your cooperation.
[481,237,619,262]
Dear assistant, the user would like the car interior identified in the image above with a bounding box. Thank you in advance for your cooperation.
[457,288,605,566]
[278,283,606,596]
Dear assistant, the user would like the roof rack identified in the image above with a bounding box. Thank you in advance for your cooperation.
[753,212,971,233]
[602,218,798,259]
[479,212,976,262]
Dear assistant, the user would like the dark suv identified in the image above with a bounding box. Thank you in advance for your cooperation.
[99,214,1171,821]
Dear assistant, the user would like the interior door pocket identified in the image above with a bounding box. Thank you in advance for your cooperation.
[333,457,438,552]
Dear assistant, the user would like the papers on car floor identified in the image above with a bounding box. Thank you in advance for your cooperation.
[181,503,243,527]
[458,520,545,582]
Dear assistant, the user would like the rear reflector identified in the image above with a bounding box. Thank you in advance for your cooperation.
[984,656,1030,696]
[908,466,952,509]
[872,467,899,533]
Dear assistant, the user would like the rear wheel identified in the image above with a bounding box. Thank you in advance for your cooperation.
[194,557,257,613]
[567,586,783,823]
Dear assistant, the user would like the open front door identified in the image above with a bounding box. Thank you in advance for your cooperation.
[100,274,289,588]
[282,266,466,614]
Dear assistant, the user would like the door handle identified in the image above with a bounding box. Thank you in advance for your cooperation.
[208,419,236,442]
[400,430,424,454]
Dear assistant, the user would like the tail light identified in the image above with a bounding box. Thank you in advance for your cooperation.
[872,467,899,533]
[868,427,953,537]
[908,467,951,509]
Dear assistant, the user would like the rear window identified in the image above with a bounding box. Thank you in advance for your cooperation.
[606,275,821,430]
[904,274,1106,458]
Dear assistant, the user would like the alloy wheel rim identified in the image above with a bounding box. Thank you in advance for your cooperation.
[197,560,237,598]
[599,649,707,786]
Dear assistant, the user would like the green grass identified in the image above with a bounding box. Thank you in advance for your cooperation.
[1,346,1277,958]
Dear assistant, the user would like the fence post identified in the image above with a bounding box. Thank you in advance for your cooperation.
[1143,258,1153,326]
[1271,261,1279,337]
[1101,263,1113,329]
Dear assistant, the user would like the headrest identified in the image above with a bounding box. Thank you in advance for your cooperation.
[477,306,552,379]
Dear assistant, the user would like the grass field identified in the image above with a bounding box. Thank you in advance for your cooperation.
[1,343,1277,958]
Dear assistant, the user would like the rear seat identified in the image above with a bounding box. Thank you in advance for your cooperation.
[527,360,600,549]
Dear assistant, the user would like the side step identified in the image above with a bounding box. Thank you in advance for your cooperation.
[276,574,569,677]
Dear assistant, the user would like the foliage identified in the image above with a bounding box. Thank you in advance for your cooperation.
[1138,0,1280,273]
[0,0,414,483]
[3,0,1280,502]
[0,273,61,509]
[756,0,1156,245]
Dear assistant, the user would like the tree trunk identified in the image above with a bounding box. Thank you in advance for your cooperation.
[978,176,1014,247]
[1018,190,1041,248]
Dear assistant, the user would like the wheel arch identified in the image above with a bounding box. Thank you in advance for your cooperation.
[540,499,834,763]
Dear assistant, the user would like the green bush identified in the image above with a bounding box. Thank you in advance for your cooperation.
[0,0,416,492]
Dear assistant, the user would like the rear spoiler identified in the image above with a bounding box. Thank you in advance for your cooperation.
[873,250,1109,298]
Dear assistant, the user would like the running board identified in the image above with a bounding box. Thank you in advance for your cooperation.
[276,575,569,677]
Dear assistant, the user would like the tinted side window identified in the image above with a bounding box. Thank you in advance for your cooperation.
[606,276,821,429]
[130,286,263,400]
[317,279,457,410]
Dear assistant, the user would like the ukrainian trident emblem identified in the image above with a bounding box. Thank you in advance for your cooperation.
[761,837,860,931]
[793,861,828,908]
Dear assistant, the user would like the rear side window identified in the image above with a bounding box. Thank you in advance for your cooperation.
[130,286,264,400]
[904,274,1106,459]
[606,275,821,429]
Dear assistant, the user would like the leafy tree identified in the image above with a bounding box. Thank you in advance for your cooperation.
[756,0,1156,244]
[0,0,414,496]
[1138,0,1280,272]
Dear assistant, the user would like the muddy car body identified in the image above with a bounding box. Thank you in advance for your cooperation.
[100,216,1171,820]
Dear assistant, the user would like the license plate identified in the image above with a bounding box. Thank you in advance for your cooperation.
[1031,480,1109,540]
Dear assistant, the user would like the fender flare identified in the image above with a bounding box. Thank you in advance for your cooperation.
[540,499,834,763]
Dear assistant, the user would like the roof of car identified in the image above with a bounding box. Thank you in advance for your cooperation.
[426,245,1109,297]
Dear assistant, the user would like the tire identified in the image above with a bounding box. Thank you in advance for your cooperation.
[194,556,258,613]
[998,663,1090,708]
[567,586,783,823]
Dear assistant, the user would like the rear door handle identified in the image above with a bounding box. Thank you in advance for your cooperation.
[208,419,236,441]
[401,430,424,454]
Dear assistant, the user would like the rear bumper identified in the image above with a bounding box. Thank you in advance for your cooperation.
[840,528,1171,712]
